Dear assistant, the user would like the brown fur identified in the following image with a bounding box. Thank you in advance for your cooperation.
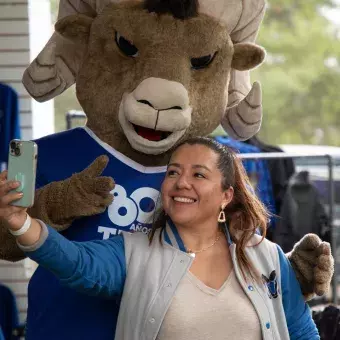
[56,15,93,46]
[31,155,114,228]
[288,233,334,299]
[232,43,266,71]
[0,224,25,262]
[56,2,262,166]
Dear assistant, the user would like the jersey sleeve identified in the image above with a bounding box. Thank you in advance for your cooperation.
[21,223,126,298]
[277,245,320,339]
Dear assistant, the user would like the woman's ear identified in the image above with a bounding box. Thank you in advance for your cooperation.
[222,186,234,207]
[231,43,266,71]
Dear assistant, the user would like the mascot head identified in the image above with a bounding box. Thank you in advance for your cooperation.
[54,0,265,164]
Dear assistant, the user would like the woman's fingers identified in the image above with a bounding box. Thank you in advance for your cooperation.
[0,170,8,182]
[0,191,24,222]
[0,173,27,228]
[0,180,20,196]
[0,191,23,207]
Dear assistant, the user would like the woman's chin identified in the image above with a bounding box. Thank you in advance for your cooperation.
[168,213,193,226]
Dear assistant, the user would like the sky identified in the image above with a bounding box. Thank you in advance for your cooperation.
[322,7,340,25]
[322,0,340,26]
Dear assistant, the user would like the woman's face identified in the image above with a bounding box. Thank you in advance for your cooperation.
[161,144,234,228]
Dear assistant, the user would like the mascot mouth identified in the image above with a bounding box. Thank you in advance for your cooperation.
[133,124,172,141]
[119,92,191,155]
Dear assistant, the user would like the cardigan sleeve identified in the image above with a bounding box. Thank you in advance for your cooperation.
[19,222,126,298]
[277,245,320,339]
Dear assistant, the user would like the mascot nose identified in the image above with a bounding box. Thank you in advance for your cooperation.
[136,99,182,111]
[133,77,190,111]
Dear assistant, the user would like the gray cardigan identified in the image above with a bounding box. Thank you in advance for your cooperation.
[119,228,289,340]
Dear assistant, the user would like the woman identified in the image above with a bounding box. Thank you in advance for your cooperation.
[0,137,319,340]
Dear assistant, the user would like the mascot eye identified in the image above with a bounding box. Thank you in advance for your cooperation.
[191,52,217,70]
[115,32,139,57]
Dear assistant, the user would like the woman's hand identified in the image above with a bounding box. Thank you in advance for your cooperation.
[0,171,43,246]
[0,171,27,231]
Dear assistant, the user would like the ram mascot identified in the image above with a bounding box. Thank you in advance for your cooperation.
[0,0,334,339]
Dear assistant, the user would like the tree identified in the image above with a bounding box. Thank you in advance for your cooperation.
[252,0,340,145]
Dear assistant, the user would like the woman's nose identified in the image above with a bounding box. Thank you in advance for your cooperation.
[175,175,191,189]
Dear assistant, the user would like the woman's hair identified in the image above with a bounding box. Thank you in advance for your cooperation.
[149,136,270,280]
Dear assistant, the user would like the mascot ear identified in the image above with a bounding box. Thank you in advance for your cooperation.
[55,14,93,45]
[231,43,266,71]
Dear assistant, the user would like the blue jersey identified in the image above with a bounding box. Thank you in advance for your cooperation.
[0,84,20,170]
[214,136,276,218]
[26,127,167,340]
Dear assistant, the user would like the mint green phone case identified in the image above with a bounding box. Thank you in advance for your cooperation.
[7,140,38,208]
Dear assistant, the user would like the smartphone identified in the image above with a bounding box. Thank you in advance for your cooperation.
[7,139,38,207]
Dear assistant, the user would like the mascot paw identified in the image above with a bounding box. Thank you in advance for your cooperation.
[287,233,334,300]
[314,242,334,296]
[22,41,74,102]
[67,155,115,218]
[32,155,114,228]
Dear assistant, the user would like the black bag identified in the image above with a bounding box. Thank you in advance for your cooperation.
[313,305,340,340]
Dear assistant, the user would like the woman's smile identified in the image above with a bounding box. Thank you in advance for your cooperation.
[172,196,197,204]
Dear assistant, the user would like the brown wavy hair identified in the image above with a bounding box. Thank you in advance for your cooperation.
[149,136,270,280]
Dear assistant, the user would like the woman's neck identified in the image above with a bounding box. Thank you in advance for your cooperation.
[176,221,221,252]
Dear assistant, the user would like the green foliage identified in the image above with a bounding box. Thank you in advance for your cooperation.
[252,0,340,145]
[50,0,59,23]
[51,0,340,146]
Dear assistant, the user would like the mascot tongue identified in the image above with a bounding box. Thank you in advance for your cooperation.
[135,125,163,141]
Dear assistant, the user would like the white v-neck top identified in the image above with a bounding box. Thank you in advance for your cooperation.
[156,270,262,340]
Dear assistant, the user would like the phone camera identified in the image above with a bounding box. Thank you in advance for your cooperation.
[10,141,17,156]
[10,141,21,156]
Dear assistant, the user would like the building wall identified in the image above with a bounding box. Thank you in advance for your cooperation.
[0,259,34,323]
[0,0,53,323]
[0,0,32,140]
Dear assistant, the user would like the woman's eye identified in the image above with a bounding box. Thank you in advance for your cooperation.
[191,52,217,70]
[167,170,178,177]
[115,32,139,57]
[194,173,205,179]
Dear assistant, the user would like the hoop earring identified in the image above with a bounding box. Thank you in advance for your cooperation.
[218,205,226,223]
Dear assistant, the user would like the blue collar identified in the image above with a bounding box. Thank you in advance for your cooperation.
[162,218,233,252]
